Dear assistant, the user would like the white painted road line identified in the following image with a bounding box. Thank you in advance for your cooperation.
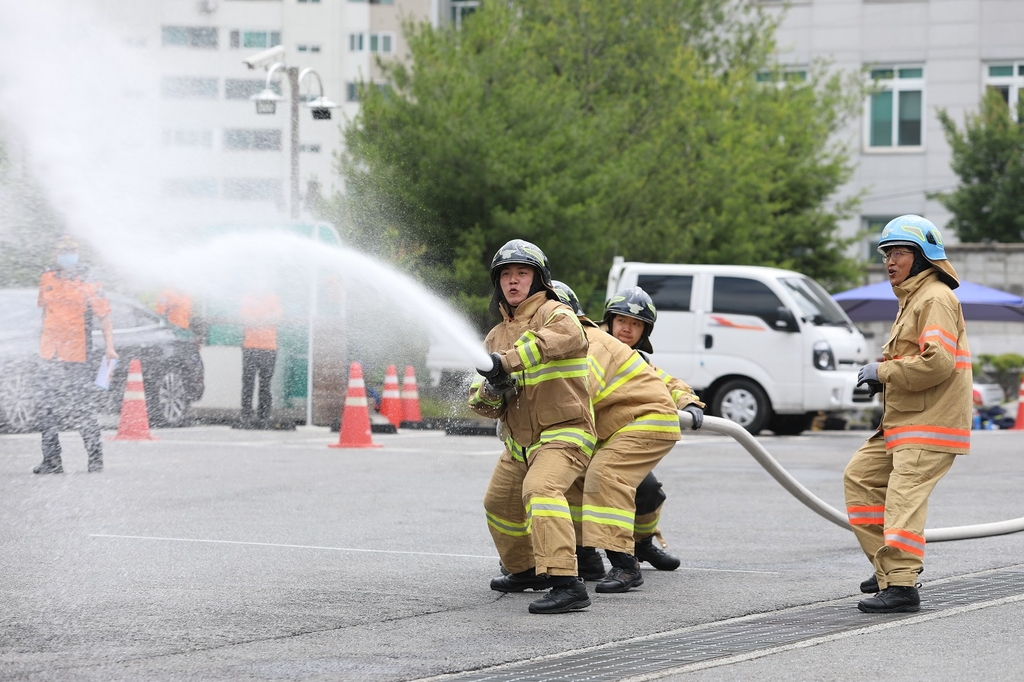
[90,533,498,560]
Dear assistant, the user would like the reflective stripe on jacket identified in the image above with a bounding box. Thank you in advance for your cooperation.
[583,325,681,442]
[468,292,596,463]
[877,269,972,455]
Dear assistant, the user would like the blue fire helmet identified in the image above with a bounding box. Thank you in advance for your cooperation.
[877,214,960,289]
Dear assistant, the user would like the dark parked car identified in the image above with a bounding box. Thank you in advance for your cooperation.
[0,289,204,432]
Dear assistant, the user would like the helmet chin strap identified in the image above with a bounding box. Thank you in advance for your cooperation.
[909,251,933,278]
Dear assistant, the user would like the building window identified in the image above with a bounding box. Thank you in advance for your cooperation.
[298,0,321,3]
[223,178,284,204]
[369,33,393,53]
[223,129,283,151]
[349,33,364,52]
[347,82,360,102]
[867,66,924,149]
[756,67,808,85]
[348,0,395,3]
[241,31,282,49]
[162,129,214,148]
[984,62,1024,117]
[161,77,219,99]
[299,144,321,153]
[297,44,322,53]
[451,1,480,29]
[162,178,218,198]
[225,79,281,100]
[162,26,218,49]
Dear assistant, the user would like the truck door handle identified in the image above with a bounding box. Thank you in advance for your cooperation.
[704,334,713,349]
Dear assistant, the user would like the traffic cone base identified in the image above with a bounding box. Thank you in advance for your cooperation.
[330,362,383,449]
[379,364,403,428]
[399,365,425,428]
[110,358,157,441]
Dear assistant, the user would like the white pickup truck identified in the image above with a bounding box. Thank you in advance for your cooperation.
[607,258,874,434]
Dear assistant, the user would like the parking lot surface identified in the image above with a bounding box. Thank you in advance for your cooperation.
[2,426,1023,681]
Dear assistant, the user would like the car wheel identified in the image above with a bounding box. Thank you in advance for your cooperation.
[0,366,38,433]
[712,379,770,435]
[148,367,190,428]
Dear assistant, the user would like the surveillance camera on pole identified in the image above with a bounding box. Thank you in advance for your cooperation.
[242,45,285,70]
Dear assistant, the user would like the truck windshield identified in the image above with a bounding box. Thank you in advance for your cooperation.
[780,277,852,328]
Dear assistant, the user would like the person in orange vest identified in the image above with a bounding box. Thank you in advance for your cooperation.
[155,288,192,329]
[33,235,118,474]
[238,291,283,428]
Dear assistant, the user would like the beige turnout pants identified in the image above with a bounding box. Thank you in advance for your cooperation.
[568,433,677,555]
[482,444,587,576]
[843,434,956,589]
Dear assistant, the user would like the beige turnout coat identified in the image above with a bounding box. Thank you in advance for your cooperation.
[876,269,972,455]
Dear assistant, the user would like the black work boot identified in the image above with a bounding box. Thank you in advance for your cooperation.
[861,568,922,594]
[577,546,607,581]
[857,585,920,613]
[528,578,591,614]
[33,459,64,475]
[490,568,552,593]
[635,536,681,571]
[596,559,644,593]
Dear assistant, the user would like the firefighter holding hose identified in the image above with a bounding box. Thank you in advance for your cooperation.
[847,215,972,613]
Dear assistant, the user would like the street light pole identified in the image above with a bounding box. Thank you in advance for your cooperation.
[287,66,300,219]
[247,52,338,427]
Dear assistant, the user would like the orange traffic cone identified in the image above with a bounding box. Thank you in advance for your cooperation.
[330,363,383,449]
[379,364,403,428]
[1013,377,1024,430]
[109,359,157,441]
[400,365,426,429]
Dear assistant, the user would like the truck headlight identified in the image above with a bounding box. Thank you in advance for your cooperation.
[813,341,835,370]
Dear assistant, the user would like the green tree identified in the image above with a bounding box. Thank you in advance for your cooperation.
[0,136,65,287]
[934,89,1024,243]
[326,0,863,327]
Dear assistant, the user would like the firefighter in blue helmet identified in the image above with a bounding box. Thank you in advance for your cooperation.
[846,215,972,613]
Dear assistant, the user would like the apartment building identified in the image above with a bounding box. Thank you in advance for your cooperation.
[90,0,438,223]
[764,0,1024,258]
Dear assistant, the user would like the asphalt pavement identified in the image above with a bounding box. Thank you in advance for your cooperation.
[2,425,1024,681]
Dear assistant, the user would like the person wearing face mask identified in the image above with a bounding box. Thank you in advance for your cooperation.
[470,239,597,614]
[600,286,705,572]
[33,235,118,474]
[846,215,972,614]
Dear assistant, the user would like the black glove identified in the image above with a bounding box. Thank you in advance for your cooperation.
[857,362,882,397]
[682,405,704,430]
[482,352,509,383]
[482,352,515,395]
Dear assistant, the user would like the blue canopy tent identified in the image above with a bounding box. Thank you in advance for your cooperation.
[833,280,1024,322]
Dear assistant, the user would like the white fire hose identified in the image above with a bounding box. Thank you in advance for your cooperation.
[681,411,1024,542]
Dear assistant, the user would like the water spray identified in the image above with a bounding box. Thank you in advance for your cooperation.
[683,411,1024,542]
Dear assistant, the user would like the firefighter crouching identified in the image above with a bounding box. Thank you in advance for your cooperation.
[34,235,118,474]
[552,281,688,594]
[470,240,597,614]
[602,286,706,570]
[847,214,972,614]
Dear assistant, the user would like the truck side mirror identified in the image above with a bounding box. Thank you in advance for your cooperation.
[774,306,798,332]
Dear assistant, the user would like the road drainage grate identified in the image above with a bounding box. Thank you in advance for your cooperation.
[448,567,1024,681]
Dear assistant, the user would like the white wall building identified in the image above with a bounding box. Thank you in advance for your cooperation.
[91,0,438,223]
[764,0,1024,261]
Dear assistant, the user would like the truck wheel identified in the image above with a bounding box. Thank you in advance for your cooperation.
[712,379,770,435]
